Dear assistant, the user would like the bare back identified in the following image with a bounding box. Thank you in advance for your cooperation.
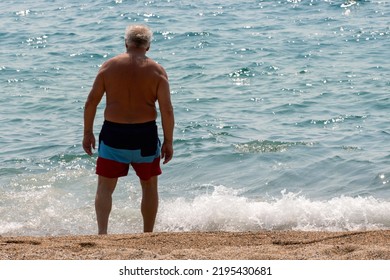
[99,52,167,124]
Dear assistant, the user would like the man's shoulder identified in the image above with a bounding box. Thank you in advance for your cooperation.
[99,54,127,72]
[106,53,126,63]
[146,58,167,77]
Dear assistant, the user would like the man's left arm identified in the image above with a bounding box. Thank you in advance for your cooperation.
[82,71,105,156]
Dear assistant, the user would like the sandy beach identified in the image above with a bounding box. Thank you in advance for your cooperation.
[1,230,390,260]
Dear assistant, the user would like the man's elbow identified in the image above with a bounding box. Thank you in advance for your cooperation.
[162,107,174,120]
[84,95,99,110]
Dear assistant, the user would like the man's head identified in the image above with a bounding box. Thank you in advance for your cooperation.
[125,24,153,50]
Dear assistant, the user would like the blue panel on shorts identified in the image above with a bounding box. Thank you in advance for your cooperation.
[98,141,160,163]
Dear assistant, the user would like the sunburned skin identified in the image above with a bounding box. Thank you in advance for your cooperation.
[95,51,169,124]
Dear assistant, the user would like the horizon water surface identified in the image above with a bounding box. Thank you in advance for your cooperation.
[1,0,390,236]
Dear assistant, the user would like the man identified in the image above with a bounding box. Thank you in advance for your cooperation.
[82,24,174,234]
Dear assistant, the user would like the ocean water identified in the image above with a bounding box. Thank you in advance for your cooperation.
[1,0,389,236]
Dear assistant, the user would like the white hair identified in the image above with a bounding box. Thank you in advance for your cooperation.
[125,25,153,48]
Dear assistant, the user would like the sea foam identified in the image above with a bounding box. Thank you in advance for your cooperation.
[157,186,390,232]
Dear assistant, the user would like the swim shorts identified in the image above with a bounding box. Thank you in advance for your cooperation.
[96,120,162,180]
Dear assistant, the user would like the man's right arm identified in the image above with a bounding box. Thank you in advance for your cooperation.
[157,73,174,164]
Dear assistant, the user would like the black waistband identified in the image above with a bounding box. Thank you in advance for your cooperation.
[103,120,156,129]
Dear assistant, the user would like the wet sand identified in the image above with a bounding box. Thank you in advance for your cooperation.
[1,230,390,260]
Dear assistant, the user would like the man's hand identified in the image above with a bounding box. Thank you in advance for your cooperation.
[83,132,96,156]
[161,142,173,164]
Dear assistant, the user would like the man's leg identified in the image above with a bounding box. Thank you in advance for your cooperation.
[95,175,118,234]
[140,176,159,232]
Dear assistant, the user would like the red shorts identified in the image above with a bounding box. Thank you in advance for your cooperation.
[96,120,162,180]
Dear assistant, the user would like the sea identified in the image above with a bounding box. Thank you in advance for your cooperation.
[0,0,389,236]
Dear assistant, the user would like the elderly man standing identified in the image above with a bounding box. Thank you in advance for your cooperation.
[82,24,174,234]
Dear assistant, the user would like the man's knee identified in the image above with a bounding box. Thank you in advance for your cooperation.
[97,176,118,194]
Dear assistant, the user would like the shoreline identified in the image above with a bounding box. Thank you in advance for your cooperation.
[2,230,390,260]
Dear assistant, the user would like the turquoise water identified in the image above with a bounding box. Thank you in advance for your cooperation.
[1,0,390,235]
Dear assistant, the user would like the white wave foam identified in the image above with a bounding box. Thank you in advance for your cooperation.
[157,186,390,232]
[2,177,390,236]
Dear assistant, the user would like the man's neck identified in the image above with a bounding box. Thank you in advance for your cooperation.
[126,44,148,55]
[127,50,146,55]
